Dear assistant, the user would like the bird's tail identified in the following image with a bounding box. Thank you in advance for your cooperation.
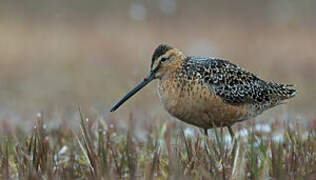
[267,82,296,102]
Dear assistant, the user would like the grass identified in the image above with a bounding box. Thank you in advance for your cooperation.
[0,108,315,179]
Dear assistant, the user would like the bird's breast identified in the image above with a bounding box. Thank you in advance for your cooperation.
[157,76,248,128]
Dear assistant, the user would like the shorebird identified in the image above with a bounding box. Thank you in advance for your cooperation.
[110,44,296,138]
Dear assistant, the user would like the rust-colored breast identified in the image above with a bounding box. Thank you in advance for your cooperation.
[157,74,248,129]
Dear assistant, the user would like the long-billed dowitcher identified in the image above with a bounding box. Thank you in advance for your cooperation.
[110,44,296,137]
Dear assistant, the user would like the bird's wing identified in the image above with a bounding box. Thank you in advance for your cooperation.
[182,57,292,105]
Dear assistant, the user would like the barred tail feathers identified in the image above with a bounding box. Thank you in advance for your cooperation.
[267,82,296,101]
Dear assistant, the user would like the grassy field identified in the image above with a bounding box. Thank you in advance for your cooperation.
[0,108,315,179]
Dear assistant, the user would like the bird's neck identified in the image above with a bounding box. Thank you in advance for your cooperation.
[159,61,182,81]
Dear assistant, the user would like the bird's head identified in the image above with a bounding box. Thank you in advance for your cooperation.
[150,44,185,79]
[110,44,185,112]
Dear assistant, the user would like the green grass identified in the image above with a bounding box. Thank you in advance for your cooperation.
[0,109,315,179]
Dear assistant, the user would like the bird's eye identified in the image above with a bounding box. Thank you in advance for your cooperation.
[160,57,168,63]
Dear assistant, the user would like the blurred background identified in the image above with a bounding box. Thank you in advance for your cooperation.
[0,0,315,129]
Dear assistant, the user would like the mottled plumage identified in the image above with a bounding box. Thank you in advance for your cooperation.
[178,56,296,107]
[111,44,296,136]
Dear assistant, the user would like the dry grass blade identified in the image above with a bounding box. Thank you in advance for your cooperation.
[78,107,98,176]
[97,121,109,176]
[181,128,192,162]
[110,145,122,178]
[231,141,240,178]
[203,134,220,178]
[149,139,160,179]
[74,130,95,175]
[2,142,9,179]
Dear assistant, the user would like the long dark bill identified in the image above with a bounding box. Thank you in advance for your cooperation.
[110,73,155,112]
